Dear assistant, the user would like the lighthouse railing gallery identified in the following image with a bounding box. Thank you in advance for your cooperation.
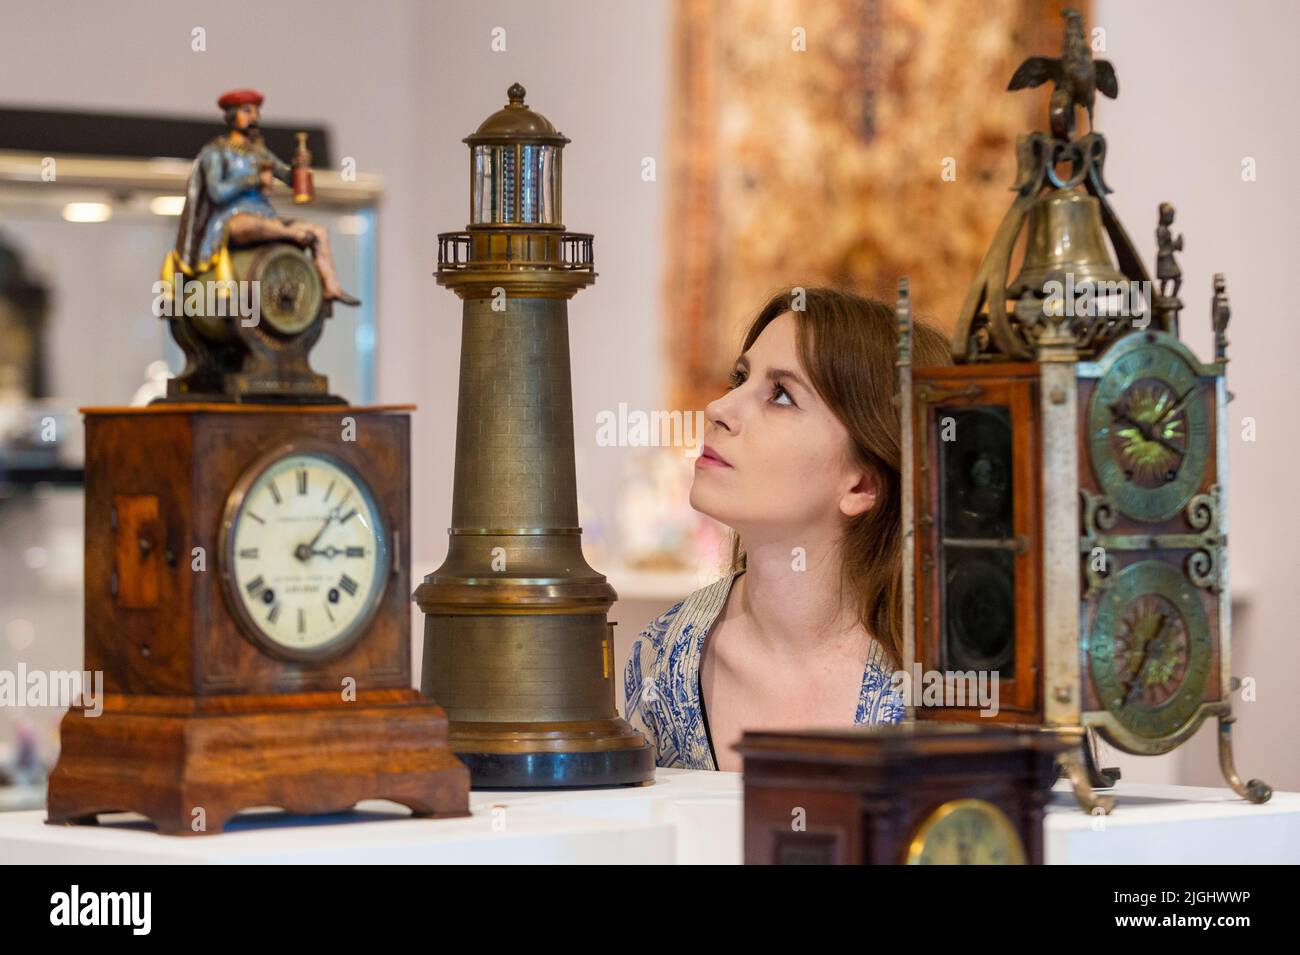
[436,230,594,273]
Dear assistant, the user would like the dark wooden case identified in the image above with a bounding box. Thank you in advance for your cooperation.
[46,404,470,835]
[910,363,1044,722]
[82,404,411,696]
[738,723,1073,865]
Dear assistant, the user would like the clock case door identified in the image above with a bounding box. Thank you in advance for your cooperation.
[909,363,1042,720]
[83,405,411,696]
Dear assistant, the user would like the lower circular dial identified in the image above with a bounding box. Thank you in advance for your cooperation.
[1088,559,1212,741]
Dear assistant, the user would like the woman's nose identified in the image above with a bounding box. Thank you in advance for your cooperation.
[704,390,737,434]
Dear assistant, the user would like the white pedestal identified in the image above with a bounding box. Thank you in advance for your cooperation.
[2,768,1296,864]
[0,768,737,865]
[1043,781,1300,864]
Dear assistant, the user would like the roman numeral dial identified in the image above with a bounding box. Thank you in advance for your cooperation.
[223,450,389,660]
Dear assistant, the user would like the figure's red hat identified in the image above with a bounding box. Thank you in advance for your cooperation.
[217,89,264,109]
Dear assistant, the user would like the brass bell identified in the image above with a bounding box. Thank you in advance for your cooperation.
[1009,187,1128,297]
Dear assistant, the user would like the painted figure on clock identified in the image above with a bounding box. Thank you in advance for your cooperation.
[160,88,360,306]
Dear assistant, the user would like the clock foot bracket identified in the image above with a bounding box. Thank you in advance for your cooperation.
[1057,747,1116,816]
[1217,712,1272,804]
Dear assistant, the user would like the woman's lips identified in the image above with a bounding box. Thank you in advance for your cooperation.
[696,445,733,469]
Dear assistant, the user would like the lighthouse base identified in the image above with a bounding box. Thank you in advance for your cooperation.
[447,718,655,788]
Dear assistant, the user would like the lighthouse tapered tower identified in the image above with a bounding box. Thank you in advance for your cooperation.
[416,84,654,787]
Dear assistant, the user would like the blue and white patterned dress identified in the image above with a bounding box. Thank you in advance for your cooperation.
[622,570,905,770]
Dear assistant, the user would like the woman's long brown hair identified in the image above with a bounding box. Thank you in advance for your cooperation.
[724,286,952,669]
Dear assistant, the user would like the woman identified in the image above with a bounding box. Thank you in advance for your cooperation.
[623,286,951,771]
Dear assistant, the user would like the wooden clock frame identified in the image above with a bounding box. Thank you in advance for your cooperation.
[909,363,1043,721]
[46,403,470,835]
[738,723,1076,865]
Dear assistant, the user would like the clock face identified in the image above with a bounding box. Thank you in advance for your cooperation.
[259,247,322,336]
[1088,339,1211,522]
[905,799,1026,865]
[1088,560,1211,740]
[221,449,389,661]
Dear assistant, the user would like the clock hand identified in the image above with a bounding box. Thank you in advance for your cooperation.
[1126,634,1168,703]
[1124,615,1172,702]
[1155,385,1197,424]
[307,506,340,547]
[1122,613,1164,696]
[1109,401,1156,442]
[310,545,359,559]
[1111,400,1184,461]
[1151,432,1184,459]
[1111,402,1158,441]
[295,506,339,562]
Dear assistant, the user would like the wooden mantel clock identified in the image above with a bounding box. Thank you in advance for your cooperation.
[46,245,469,834]
[738,723,1076,865]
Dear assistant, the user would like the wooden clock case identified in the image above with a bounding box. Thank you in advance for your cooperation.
[738,723,1076,865]
[46,403,469,835]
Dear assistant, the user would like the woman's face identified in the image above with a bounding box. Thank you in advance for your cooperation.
[690,311,876,540]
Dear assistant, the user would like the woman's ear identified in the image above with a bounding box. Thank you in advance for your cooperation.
[839,467,879,518]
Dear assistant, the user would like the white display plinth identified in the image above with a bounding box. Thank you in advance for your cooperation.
[1,769,1296,864]
[1043,781,1300,864]
[0,768,735,865]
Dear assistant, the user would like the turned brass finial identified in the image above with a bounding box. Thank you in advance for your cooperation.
[507,82,526,105]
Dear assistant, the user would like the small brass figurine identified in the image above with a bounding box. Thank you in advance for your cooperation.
[1154,202,1185,333]
[1156,202,1184,300]
[1212,272,1231,363]
[161,89,358,306]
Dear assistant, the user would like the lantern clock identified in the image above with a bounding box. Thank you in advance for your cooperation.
[416,84,654,787]
[898,11,1271,813]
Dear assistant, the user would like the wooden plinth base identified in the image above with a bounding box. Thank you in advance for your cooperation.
[46,689,470,835]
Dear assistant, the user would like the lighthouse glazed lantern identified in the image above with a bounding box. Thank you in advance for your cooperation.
[468,83,562,226]
[416,84,654,787]
[897,9,1271,814]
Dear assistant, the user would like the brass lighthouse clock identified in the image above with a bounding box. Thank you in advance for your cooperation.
[417,84,654,787]
[897,10,1271,814]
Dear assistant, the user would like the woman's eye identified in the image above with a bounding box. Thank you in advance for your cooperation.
[725,370,795,407]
